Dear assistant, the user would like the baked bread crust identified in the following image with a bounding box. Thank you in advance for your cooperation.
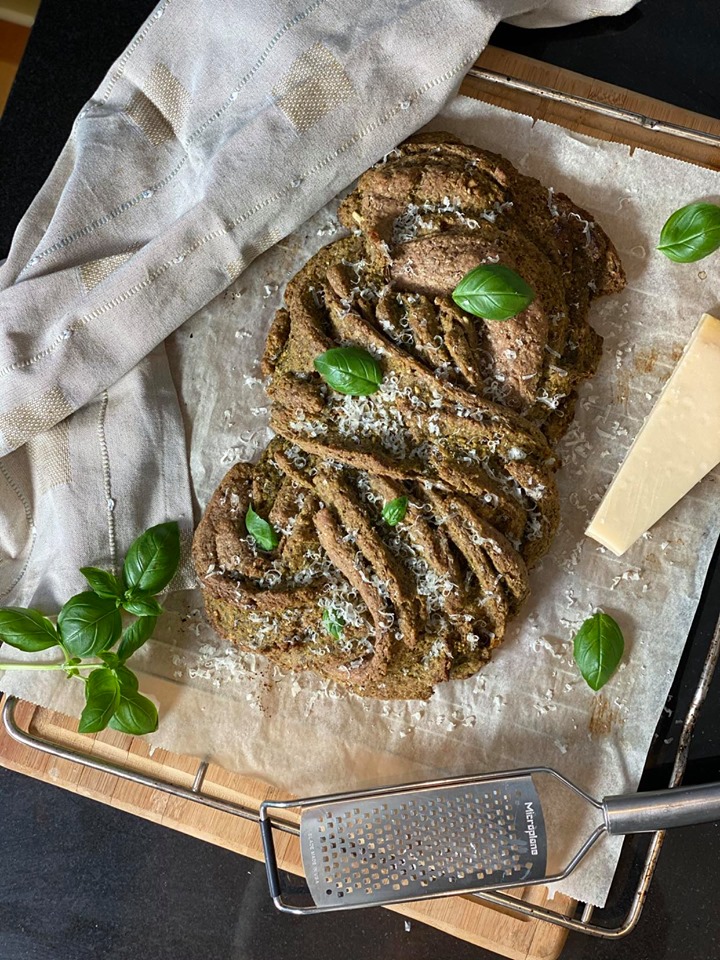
[193,134,626,700]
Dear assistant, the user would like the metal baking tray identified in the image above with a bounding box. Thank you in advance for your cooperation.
[4,66,720,941]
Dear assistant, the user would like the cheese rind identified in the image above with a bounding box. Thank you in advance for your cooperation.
[586,313,720,556]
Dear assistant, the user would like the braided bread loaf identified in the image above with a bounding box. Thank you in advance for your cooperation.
[193,133,625,699]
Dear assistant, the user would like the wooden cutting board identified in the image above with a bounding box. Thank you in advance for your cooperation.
[1,47,719,960]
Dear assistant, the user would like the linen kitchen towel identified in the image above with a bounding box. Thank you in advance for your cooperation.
[0,0,637,608]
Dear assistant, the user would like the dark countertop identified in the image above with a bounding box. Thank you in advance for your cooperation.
[1,2,720,958]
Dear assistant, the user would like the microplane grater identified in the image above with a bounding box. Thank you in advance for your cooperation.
[299,776,546,907]
[260,767,720,914]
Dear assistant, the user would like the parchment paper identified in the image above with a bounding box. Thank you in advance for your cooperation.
[3,96,719,907]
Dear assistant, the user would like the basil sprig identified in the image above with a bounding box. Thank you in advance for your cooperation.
[246,505,279,551]
[322,607,345,641]
[452,263,535,321]
[58,592,122,658]
[573,611,625,691]
[123,521,180,595]
[314,346,383,396]
[122,596,163,618]
[0,521,180,736]
[117,615,158,662]
[658,202,720,263]
[109,672,158,736]
[79,567,124,599]
[79,668,121,734]
[0,608,59,652]
[382,496,409,527]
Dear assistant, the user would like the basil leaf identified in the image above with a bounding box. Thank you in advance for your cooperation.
[57,592,122,658]
[117,616,158,662]
[246,505,279,551]
[322,607,345,641]
[0,607,59,652]
[109,690,158,736]
[452,264,535,321]
[123,521,180,596]
[100,651,120,668]
[314,346,383,396]
[114,664,140,694]
[78,668,120,734]
[79,567,124,600]
[382,496,409,527]
[573,611,625,691]
[122,595,163,618]
[658,202,720,263]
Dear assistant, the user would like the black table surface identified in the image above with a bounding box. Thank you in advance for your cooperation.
[1,2,720,958]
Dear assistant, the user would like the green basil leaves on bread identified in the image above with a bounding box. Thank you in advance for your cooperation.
[314,346,383,396]
[452,264,535,321]
[246,505,280,551]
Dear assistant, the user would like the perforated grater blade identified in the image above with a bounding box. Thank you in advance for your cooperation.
[299,775,547,908]
[261,766,720,914]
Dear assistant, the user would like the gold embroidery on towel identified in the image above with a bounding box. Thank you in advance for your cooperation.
[127,62,192,146]
[226,228,286,282]
[169,529,197,591]
[226,255,249,283]
[0,387,74,451]
[258,227,286,249]
[78,251,135,292]
[273,43,353,133]
[27,420,72,496]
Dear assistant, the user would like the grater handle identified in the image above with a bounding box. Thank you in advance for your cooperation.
[603,781,720,834]
[259,806,282,899]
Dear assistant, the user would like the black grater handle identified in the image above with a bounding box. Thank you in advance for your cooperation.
[259,805,282,898]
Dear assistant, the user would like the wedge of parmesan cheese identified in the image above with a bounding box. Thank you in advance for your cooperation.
[586,313,720,556]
